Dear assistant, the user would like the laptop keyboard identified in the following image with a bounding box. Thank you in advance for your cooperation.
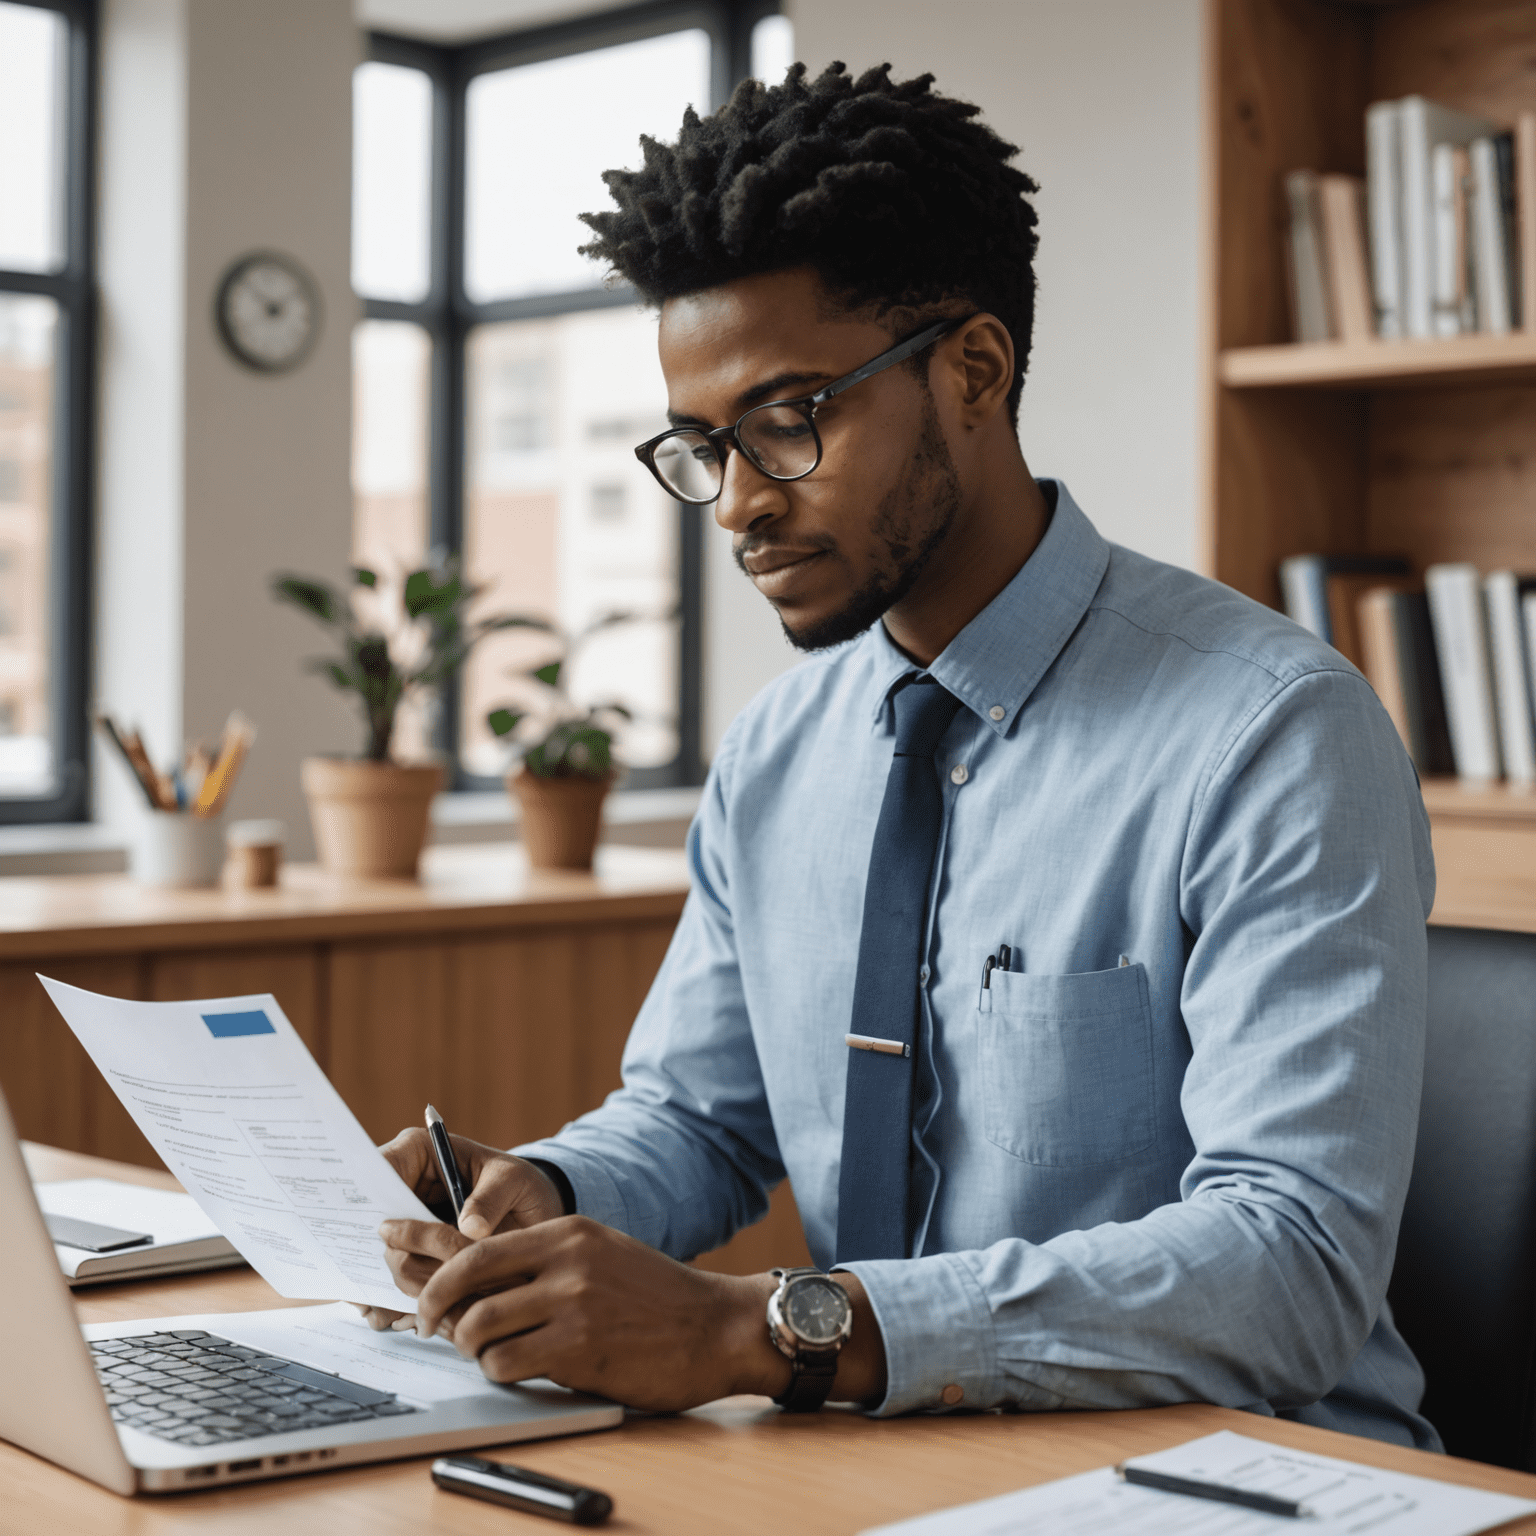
[90,1330,420,1447]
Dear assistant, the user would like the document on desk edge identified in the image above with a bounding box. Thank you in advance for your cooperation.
[39,975,435,1311]
[860,1429,1536,1536]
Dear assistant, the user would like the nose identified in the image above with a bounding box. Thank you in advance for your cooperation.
[712,443,786,536]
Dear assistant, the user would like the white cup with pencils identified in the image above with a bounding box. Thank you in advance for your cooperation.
[97,712,256,888]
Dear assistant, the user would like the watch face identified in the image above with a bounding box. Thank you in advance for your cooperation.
[216,252,320,373]
[784,1277,849,1345]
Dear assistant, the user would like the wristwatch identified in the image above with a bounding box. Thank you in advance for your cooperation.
[767,1267,853,1412]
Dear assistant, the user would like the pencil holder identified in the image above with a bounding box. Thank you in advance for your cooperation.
[133,811,226,888]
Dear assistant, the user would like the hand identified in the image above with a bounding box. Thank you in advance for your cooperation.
[376,1216,889,1411]
[356,1128,565,1332]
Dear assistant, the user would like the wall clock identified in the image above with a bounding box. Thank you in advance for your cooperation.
[214,251,321,373]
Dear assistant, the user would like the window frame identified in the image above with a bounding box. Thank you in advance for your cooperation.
[363,0,779,792]
[0,0,97,824]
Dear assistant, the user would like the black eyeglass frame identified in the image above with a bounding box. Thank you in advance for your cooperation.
[634,314,973,504]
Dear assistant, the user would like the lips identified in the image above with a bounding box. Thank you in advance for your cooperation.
[742,547,824,577]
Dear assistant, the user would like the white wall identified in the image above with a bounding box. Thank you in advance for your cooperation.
[97,0,359,857]
[703,0,1206,753]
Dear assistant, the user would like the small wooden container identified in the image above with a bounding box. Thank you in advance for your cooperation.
[225,818,285,888]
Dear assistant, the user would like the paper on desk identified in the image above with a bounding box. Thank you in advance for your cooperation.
[861,1430,1536,1536]
[218,1302,494,1405]
[38,976,435,1311]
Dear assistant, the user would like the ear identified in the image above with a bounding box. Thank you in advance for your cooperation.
[936,314,1014,429]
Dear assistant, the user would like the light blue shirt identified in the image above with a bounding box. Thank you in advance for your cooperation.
[517,482,1440,1448]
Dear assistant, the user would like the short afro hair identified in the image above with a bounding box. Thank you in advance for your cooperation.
[579,61,1040,424]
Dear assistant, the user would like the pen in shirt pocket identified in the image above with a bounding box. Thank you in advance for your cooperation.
[981,941,1015,990]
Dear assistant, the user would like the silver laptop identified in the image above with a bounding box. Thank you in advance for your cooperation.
[2,1086,621,1493]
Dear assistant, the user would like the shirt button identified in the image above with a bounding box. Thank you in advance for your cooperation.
[941,1384,964,1406]
[988,705,1005,722]
[919,965,930,984]
[950,764,968,785]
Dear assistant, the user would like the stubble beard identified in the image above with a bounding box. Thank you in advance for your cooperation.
[759,396,963,654]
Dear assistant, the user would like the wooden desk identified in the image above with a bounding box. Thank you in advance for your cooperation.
[0,848,811,1276]
[15,1147,1536,1535]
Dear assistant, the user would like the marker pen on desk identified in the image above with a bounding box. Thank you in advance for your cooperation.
[1115,1463,1313,1519]
[425,1104,469,1222]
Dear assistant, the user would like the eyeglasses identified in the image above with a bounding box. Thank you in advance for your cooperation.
[634,315,970,506]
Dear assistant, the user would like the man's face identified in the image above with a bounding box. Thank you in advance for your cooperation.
[657,268,962,652]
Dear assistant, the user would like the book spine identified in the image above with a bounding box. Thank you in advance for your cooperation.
[1485,572,1535,783]
[1358,587,1416,760]
[1400,97,1435,338]
[1318,176,1374,341]
[1285,171,1333,342]
[1432,143,1464,336]
[1401,591,1456,776]
[1470,137,1513,334]
[1496,131,1520,328]
[1520,113,1536,334]
[1280,556,1330,641]
[1427,564,1503,780]
[1367,100,1404,339]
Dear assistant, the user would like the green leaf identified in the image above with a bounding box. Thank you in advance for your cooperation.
[404,567,465,619]
[272,575,342,625]
[534,661,562,688]
[487,707,525,738]
[353,567,378,588]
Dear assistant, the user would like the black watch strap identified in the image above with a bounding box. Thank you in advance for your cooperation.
[773,1345,840,1412]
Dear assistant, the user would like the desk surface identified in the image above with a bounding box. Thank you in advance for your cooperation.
[0,843,691,959]
[16,1147,1536,1536]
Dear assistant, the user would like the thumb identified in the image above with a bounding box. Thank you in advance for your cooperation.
[457,1155,555,1238]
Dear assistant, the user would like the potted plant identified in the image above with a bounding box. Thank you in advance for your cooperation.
[487,616,635,871]
[273,560,530,878]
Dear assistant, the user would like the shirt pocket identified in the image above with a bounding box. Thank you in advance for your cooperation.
[978,963,1155,1167]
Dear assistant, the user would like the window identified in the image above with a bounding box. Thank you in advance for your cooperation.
[0,0,94,819]
[356,3,787,791]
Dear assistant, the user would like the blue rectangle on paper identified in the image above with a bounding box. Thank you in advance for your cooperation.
[202,1010,275,1038]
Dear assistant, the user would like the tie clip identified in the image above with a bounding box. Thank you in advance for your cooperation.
[845,1033,910,1057]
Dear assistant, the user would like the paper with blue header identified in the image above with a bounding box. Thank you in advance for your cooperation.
[37,975,434,1311]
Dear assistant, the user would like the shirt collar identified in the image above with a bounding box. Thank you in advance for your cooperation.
[865,479,1109,736]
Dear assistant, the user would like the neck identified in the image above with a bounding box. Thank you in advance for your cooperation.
[881,448,1049,667]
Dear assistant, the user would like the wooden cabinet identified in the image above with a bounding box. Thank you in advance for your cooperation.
[0,846,810,1273]
[1209,0,1536,932]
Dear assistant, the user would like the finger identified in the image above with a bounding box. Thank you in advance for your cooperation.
[457,1152,544,1240]
[447,1280,555,1363]
[379,1218,472,1264]
[355,1305,405,1331]
[414,1227,550,1338]
[384,1249,445,1298]
[476,1318,563,1386]
[379,1127,444,1204]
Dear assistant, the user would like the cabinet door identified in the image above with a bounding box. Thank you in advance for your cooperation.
[147,947,325,1060]
[0,956,152,1165]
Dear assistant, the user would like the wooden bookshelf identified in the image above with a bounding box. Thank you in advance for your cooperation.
[1208,0,1536,932]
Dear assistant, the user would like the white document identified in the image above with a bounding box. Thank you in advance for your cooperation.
[217,1303,494,1405]
[39,977,435,1311]
[861,1430,1536,1536]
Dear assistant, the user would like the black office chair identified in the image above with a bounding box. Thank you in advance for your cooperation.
[1388,924,1536,1469]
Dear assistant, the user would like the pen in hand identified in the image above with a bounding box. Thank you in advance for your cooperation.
[425,1104,470,1226]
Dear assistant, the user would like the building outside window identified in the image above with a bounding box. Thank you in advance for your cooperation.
[0,0,94,816]
[352,3,789,790]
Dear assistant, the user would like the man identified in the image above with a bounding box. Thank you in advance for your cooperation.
[368,61,1439,1448]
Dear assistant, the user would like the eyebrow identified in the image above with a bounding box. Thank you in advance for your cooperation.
[666,368,836,428]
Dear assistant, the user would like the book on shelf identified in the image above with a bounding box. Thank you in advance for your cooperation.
[1426,563,1503,781]
[1484,571,1536,783]
[1357,588,1455,776]
[1291,101,1536,346]
[1278,554,1412,669]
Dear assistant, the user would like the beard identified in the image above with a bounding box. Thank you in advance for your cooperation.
[735,392,964,654]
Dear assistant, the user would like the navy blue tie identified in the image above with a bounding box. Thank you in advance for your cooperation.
[836,675,963,1263]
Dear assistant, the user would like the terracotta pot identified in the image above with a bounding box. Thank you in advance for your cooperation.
[301,758,443,878]
[509,768,613,870]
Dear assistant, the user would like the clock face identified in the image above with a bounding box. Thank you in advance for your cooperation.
[784,1277,849,1344]
[215,252,320,373]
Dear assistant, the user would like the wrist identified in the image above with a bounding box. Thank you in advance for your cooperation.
[717,1272,793,1399]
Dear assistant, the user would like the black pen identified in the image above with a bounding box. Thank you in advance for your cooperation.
[1116,1463,1314,1519]
[425,1104,469,1222]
